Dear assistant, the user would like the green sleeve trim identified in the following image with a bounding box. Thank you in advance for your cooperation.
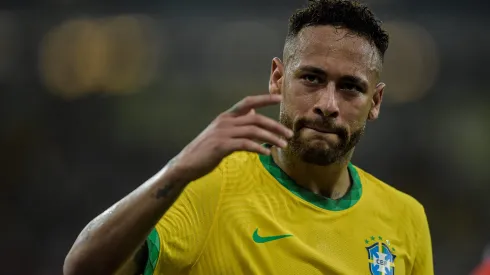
[144,228,161,275]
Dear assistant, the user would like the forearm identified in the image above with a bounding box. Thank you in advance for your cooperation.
[64,162,188,275]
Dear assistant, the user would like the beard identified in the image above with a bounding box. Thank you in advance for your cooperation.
[279,110,365,166]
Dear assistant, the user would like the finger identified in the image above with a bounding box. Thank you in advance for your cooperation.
[234,114,293,139]
[231,126,288,149]
[227,94,282,116]
[226,139,271,155]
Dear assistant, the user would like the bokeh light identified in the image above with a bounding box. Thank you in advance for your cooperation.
[382,21,439,104]
[39,15,160,99]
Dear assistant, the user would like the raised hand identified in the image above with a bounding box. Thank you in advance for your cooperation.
[171,94,293,182]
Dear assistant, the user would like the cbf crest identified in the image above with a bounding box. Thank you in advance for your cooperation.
[365,236,396,275]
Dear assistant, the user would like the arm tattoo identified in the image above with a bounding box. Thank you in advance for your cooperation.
[155,184,176,199]
[132,242,148,275]
[154,158,182,199]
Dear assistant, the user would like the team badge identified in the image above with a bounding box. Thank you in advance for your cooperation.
[365,236,396,275]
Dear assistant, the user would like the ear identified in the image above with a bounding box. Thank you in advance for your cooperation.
[368,82,385,121]
[269,57,284,96]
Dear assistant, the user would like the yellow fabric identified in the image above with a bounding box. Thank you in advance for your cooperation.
[151,151,433,275]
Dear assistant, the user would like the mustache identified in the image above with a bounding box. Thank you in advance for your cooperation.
[295,118,348,139]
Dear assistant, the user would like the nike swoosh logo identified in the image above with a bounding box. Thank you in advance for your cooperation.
[252,228,293,243]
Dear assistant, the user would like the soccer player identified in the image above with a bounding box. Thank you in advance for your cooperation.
[64,1,433,274]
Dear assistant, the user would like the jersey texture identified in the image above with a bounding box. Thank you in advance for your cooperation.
[146,150,433,275]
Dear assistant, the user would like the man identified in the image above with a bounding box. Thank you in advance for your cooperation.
[64,1,433,274]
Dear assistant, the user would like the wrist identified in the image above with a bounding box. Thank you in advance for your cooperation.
[158,157,194,188]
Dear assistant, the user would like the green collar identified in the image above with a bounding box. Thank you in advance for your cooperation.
[258,149,362,211]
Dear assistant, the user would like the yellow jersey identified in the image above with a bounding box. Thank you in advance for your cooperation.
[144,148,433,275]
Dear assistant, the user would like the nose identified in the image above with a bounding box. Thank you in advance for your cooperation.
[313,81,339,118]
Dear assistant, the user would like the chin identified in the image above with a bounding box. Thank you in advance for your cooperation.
[303,137,340,152]
[289,141,341,166]
[308,138,334,147]
[300,149,340,166]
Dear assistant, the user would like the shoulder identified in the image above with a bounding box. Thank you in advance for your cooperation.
[224,150,259,166]
[355,166,433,271]
[185,151,259,192]
[355,165,426,218]
[216,150,261,174]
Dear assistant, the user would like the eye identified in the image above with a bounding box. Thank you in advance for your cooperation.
[340,82,363,93]
[301,74,322,85]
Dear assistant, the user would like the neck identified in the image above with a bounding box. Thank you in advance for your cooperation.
[271,146,354,199]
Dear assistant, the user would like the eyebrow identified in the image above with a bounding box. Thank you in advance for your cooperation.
[339,75,369,90]
[295,65,327,76]
[296,65,369,89]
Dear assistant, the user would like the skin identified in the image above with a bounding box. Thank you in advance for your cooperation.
[63,25,385,275]
[269,25,385,198]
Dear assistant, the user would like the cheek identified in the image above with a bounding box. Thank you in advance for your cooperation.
[338,97,371,124]
[280,102,299,123]
[285,84,315,113]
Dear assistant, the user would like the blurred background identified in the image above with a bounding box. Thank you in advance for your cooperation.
[0,0,489,274]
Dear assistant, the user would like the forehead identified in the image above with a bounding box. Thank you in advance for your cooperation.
[289,26,381,82]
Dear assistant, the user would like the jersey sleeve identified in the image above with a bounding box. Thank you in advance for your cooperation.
[412,206,434,275]
[144,165,224,275]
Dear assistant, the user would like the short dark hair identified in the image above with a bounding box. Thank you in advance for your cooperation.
[285,0,389,62]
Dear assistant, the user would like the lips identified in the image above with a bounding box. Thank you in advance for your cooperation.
[304,126,337,134]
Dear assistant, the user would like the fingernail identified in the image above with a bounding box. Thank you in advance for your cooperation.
[280,139,288,148]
